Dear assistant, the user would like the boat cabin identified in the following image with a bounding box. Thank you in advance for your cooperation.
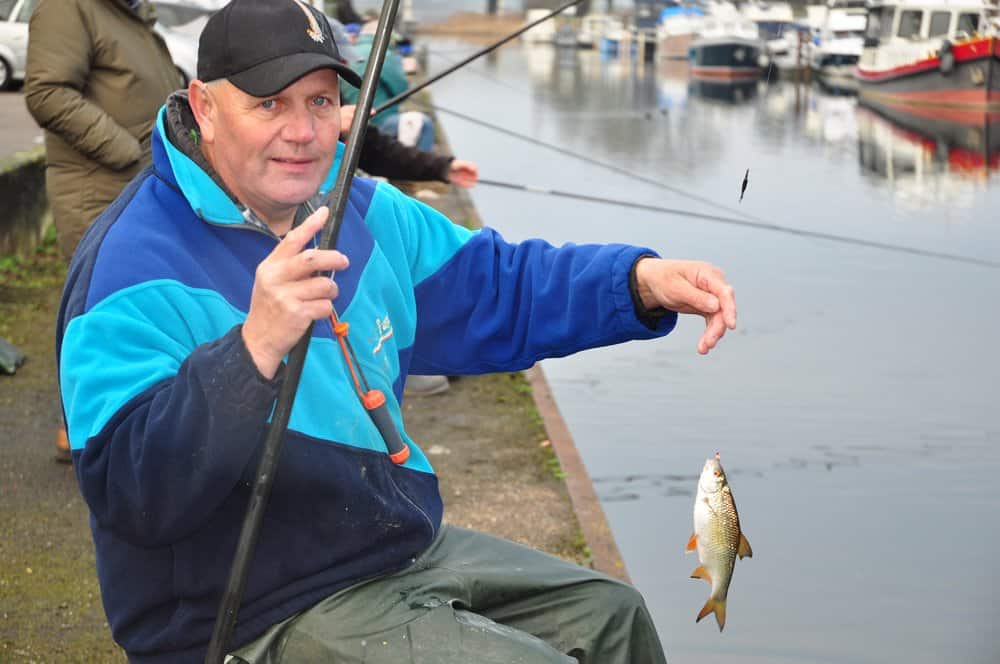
[860,0,997,69]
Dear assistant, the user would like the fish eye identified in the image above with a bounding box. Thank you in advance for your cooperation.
[713,471,722,477]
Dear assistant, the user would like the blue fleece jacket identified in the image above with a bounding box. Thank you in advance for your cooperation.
[55,97,676,662]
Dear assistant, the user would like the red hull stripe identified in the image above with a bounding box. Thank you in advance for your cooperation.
[857,106,1000,171]
[856,36,997,82]
[691,67,760,80]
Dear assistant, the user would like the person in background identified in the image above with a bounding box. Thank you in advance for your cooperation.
[331,0,362,26]
[340,105,479,189]
[24,0,183,463]
[341,11,437,152]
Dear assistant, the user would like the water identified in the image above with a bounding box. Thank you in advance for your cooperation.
[428,39,1000,663]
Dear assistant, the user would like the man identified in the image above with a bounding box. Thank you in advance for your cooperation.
[24,0,184,462]
[56,0,736,661]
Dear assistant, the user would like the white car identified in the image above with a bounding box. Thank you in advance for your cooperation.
[0,0,36,90]
[0,0,196,91]
[155,22,198,85]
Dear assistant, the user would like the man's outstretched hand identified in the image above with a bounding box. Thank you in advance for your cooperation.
[634,258,737,355]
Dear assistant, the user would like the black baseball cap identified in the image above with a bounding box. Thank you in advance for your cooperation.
[197,0,362,97]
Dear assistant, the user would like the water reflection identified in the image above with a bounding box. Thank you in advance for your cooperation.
[688,79,759,104]
[856,103,1000,209]
[477,40,1000,223]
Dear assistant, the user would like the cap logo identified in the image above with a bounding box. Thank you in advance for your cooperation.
[290,0,324,43]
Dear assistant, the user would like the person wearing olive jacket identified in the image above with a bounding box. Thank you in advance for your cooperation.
[24,0,182,462]
[24,0,182,262]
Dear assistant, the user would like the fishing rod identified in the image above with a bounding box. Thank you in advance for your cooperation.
[202,1,402,661]
[372,0,586,115]
[478,178,1000,269]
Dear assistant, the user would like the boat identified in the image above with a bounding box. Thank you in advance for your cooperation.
[689,2,764,82]
[577,13,614,49]
[855,0,1000,121]
[741,0,797,70]
[632,0,662,61]
[657,5,707,60]
[554,22,578,49]
[599,17,627,56]
[809,0,868,92]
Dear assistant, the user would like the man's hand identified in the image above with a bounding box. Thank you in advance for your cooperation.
[447,160,479,188]
[242,207,350,379]
[634,258,736,356]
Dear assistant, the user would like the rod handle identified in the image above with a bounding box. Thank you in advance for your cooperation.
[363,390,410,464]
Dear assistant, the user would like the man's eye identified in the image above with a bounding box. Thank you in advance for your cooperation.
[261,99,276,110]
[312,96,329,107]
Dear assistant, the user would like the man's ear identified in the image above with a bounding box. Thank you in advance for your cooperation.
[187,79,216,144]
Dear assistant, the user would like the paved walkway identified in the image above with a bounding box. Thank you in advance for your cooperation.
[0,90,44,156]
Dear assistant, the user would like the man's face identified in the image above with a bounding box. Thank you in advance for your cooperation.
[198,69,342,228]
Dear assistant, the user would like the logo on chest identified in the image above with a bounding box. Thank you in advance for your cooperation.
[371,314,394,356]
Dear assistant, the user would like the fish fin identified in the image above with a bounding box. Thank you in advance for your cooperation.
[690,565,712,584]
[696,597,727,631]
[686,533,698,552]
[737,533,753,559]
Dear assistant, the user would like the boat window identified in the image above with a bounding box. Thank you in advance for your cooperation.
[0,0,15,21]
[929,11,951,37]
[865,6,896,43]
[957,12,980,36]
[880,8,896,40]
[897,10,923,39]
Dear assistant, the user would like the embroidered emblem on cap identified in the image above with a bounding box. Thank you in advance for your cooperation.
[291,0,325,43]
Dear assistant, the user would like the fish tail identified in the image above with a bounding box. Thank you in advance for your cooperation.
[696,597,727,631]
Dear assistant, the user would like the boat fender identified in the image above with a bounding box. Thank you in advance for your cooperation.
[938,40,955,75]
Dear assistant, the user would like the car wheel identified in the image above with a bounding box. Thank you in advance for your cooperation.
[0,58,11,91]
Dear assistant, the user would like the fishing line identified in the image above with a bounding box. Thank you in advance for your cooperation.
[476,179,1000,269]
[425,48,537,96]
[425,101,782,225]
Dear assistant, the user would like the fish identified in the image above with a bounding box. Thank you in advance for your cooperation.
[687,452,752,631]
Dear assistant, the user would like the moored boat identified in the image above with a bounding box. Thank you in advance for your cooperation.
[742,0,797,69]
[809,0,869,92]
[856,0,1000,121]
[577,13,614,49]
[689,2,764,81]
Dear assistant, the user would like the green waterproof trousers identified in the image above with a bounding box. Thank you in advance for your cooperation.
[228,525,667,663]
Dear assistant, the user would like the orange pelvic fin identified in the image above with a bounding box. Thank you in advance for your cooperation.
[690,565,712,583]
[737,532,753,559]
[686,533,698,552]
[696,597,727,631]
